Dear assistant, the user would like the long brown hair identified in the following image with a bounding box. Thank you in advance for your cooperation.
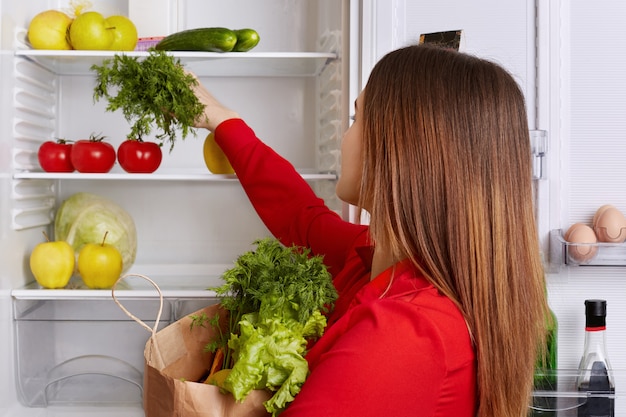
[360,44,548,417]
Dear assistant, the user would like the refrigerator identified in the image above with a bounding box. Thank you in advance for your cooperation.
[1,0,625,416]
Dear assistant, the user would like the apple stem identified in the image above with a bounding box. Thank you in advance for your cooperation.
[42,230,50,242]
[101,231,109,246]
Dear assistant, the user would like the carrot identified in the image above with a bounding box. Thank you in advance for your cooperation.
[208,347,225,378]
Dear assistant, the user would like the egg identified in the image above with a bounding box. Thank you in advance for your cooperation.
[592,204,615,228]
[564,223,598,263]
[593,205,626,243]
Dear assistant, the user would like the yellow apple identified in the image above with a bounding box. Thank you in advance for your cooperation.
[77,241,123,289]
[29,240,75,288]
[69,11,114,50]
[105,15,138,51]
[27,10,73,50]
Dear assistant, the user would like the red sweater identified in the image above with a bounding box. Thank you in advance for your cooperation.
[215,119,477,417]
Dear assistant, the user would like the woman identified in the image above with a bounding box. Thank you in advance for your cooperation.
[190,44,548,417]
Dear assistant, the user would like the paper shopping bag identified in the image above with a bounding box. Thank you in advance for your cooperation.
[142,303,272,417]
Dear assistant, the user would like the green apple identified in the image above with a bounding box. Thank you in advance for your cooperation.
[69,11,114,50]
[77,240,123,289]
[105,15,138,51]
[27,10,73,50]
[29,240,75,288]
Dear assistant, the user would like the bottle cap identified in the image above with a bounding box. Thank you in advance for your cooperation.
[585,299,607,328]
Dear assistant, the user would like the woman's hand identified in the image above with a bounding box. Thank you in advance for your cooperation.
[186,71,240,131]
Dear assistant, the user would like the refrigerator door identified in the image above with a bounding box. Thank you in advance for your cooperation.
[543,0,626,392]
[355,0,543,229]
[358,0,537,126]
[357,1,626,414]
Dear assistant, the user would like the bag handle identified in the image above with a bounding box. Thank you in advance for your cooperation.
[111,273,165,367]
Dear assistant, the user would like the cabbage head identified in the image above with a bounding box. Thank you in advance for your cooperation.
[54,192,137,273]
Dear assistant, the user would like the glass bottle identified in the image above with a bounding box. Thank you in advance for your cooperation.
[576,299,614,417]
[530,306,558,416]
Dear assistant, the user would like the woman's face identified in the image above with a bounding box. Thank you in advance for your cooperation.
[336,92,364,206]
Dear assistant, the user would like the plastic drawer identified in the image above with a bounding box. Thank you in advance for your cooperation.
[13,295,218,407]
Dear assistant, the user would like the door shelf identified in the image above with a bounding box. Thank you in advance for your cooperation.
[14,49,337,78]
[550,229,626,267]
[531,369,622,416]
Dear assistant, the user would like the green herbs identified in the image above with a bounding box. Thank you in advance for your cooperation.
[91,50,206,151]
[210,237,338,416]
[190,312,226,354]
[215,237,337,333]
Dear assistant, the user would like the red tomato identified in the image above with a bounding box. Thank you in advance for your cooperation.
[38,139,74,172]
[117,140,163,173]
[71,136,116,173]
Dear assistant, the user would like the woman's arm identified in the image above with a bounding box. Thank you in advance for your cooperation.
[188,72,240,132]
[187,74,366,274]
[214,119,366,275]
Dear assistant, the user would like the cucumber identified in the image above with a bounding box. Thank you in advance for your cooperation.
[155,28,237,52]
[233,29,260,52]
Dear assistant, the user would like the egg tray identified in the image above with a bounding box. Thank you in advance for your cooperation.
[550,229,626,267]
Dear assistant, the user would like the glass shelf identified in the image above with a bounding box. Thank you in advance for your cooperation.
[11,280,217,301]
[14,49,337,77]
[11,263,225,300]
[12,169,337,182]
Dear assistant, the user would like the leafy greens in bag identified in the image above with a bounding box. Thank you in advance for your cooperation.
[207,237,338,416]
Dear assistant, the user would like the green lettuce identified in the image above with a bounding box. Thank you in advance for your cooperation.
[211,238,337,416]
[224,310,327,415]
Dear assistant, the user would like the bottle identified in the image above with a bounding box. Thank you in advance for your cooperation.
[530,306,558,416]
[576,299,614,417]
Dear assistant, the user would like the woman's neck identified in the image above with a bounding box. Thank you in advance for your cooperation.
[370,246,397,279]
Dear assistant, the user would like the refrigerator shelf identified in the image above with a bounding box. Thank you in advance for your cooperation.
[14,50,338,77]
[12,169,337,182]
[11,286,217,301]
[13,264,226,301]
[550,229,626,267]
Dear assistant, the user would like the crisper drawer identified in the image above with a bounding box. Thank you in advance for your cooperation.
[531,369,625,416]
[13,294,219,407]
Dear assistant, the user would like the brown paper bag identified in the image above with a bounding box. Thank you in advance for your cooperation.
[143,303,272,417]
[112,275,271,417]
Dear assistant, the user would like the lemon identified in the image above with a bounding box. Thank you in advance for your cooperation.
[203,132,234,174]
[205,368,232,387]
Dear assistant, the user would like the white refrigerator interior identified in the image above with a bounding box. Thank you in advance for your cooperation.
[3,0,626,416]
[1,0,348,415]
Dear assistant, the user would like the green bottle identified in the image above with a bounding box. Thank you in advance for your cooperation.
[530,306,558,416]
